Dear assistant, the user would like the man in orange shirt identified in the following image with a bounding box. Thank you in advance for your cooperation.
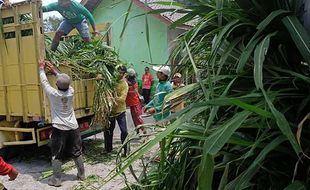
[141,67,153,104]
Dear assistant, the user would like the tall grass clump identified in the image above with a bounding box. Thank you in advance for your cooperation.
[107,0,310,189]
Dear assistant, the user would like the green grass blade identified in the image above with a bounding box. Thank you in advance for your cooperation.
[282,15,310,63]
[254,32,277,90]
[104,105,209,183]
[225,135,287,190]
[198,154,214,190]
[284,181,307,190]
[262,90,301,154]
[236,36,262,73]
[218,163,229,190]
[203,111,251,155]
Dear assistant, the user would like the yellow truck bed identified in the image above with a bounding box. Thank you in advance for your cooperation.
[0,0,109,148]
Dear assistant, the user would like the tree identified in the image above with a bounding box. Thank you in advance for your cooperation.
[43,16,62,32]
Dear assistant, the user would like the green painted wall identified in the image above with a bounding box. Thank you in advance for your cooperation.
[93,0,169,79]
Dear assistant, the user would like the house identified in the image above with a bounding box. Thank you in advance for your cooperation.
[81,0,190,78]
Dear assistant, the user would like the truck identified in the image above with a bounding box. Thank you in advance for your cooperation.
[0,0,109,151]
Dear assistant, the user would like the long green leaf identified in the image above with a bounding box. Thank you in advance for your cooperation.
[104,105,209,183]
[262,90,301,154]
[203,111,251,155]
[198,154,214,190]
[253,32,277,90]
[282,15,310,63]
[284,181,306,190]
[225,135,287,190]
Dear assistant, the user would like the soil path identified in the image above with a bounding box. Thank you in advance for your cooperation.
[0,109,155,190]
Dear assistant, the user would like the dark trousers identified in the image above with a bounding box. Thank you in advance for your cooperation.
[142,89,151,104]
[51,127,82,160]
[104,112,128,153]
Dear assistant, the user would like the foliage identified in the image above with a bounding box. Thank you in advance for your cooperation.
[109,0,310,189]
[43,16,62,32]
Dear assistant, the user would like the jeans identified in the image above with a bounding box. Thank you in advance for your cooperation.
[104,112,128,153]
[58,19,90,39]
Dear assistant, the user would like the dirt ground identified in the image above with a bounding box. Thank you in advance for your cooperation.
[0,109,155,190]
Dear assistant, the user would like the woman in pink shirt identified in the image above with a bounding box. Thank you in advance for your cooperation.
[141,67,153,104]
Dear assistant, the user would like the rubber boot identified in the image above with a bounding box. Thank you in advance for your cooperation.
[48,159,62,187]
[73,156,85,181]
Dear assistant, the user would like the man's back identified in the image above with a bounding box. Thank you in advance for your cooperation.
[39,70,78,130]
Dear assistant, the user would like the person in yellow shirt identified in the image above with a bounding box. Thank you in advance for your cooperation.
[104,65,129,155]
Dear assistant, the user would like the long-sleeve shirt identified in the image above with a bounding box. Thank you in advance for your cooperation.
[146,81,172,121]
[39,69,78,130]
[42,0,95,26]
[0,157,13,176]
[111,79,129,115]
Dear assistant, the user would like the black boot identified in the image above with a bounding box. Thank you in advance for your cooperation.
[73,156,85,181]
[48,159,62,187]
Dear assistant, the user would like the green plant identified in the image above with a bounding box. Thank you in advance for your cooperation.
[107,0,310,189]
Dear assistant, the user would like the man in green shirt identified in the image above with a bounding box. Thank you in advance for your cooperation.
[145,65,172,121]
[42,0,99,51]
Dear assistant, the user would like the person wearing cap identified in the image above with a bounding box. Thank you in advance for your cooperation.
[141,67,153,104]
[126,68,146,134]
[144,65,173,121]
[0,0,11,7]
[42,0,100,51]
[39,60,85,187]
[0,156,18,190]
[104,65,129,155]
[171,73,185,113]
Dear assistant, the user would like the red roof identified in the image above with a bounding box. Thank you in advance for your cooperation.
[81,0,192,29]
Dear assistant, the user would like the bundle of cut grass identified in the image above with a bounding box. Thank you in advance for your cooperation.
[45,36,122,128]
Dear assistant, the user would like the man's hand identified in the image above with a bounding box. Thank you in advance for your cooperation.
[3,0,11,7]
[146,107,156,114]
[38,59,45,70]
[8,168,18,181]
[46,61,58,75]
[92,30,100,36]
[96,74,103,80]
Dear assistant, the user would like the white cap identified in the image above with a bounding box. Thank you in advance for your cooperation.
[152,65,171,76]
[127,68,136,76]
[173,73,182,78]
[56,73,71,90]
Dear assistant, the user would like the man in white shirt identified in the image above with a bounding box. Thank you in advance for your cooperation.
[39,60,85,187]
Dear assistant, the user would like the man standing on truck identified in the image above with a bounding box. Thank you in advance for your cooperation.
[42,0,99,51]
[39,60,85,187]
